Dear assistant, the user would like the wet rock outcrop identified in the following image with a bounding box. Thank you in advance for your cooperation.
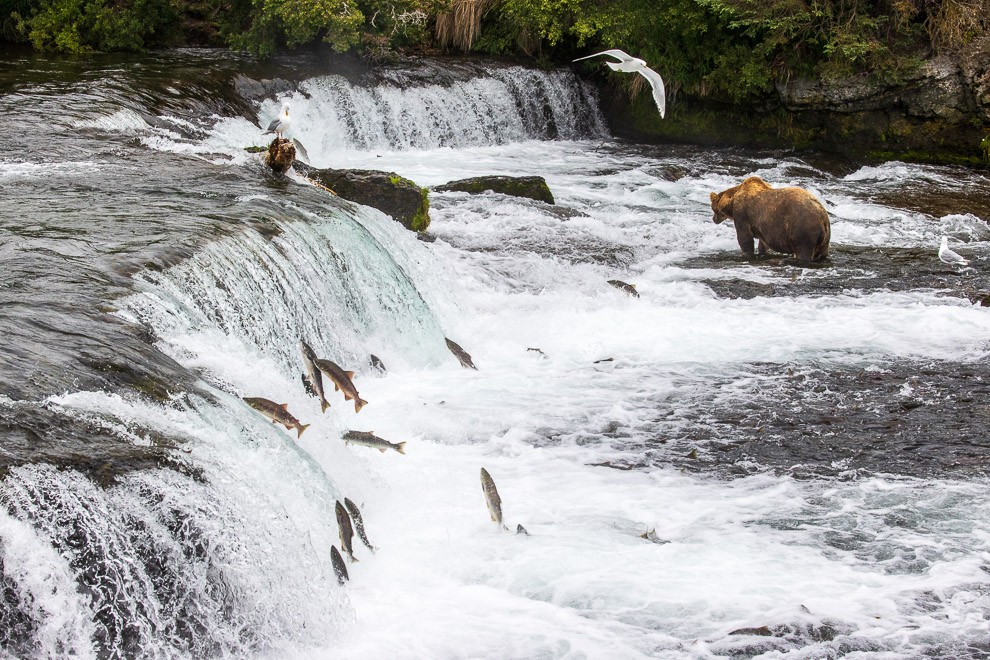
[601,51,990,164]
[305,168,430,232]
[434,175,555,205]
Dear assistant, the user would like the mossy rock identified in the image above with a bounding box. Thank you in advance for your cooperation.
[307,168,430,232]
[434,175,555,205]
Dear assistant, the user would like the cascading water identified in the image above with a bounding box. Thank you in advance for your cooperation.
[3,49,990,659]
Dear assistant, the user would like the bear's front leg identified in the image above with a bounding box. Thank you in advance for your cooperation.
[735,226,755,256]
[757,239,767,255]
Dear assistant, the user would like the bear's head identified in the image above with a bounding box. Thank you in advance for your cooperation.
[710,191,733,224]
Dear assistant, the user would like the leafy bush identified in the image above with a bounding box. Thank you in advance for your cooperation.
[13,0,180,52]
[217,0,364,56]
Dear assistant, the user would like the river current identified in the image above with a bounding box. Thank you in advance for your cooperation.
[1,48,990,658]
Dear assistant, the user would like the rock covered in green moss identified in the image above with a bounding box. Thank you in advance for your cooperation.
[434,175,555,205]
[306,168,430,232]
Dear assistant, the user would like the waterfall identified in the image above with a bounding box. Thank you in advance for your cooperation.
[258,64,607,157]
[0,58,606,658]
[0,166,450,657]
[119,196,448,377]
[0,390,351,658]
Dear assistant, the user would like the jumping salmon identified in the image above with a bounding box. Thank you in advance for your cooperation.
[315,358,368,413]
[242,397,309,438]
[299,340,330,413]
[343,430,406,455]
[344,497,376,553]
[335,500,358,563]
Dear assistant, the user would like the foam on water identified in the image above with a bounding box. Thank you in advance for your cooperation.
[109,135,990,656]
[5,60,990,657]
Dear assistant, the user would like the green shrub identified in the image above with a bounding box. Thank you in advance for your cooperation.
[14,0,180,52]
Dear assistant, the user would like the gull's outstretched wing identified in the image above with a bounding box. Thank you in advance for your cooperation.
[636,65,666,119]
[572,49,633,63]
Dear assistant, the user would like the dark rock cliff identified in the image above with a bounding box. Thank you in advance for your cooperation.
[600,46,990,165]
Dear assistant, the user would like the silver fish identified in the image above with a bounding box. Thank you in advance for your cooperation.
[335,500,358,563]
[445,338,477,370]
[330,545,349,585]
[299,340,330,413]
[315,358,368,413]
[480,467,503,526]
[242,397,309,438]
[343,430,406,455]
[344,497,377,553]
[607,279,640,298]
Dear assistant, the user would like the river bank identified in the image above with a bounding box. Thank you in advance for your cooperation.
[597,47,990,166]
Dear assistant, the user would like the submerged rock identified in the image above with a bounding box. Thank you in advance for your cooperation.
[306,168,430,232]
[434,175,555,205]
[265,137,296,174]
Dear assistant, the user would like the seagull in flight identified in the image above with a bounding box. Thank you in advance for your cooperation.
[573,49,665,118]
[938,236,969,266]
[264,102,291,138]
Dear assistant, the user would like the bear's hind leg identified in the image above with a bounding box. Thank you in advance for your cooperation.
[736,227,755,257]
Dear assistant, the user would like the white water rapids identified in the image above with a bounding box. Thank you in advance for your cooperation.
[4,62,990,658]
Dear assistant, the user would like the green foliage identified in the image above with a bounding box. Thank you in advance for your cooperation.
[473,0,932,102]
[11,0,180,52]
[218,0,364,56]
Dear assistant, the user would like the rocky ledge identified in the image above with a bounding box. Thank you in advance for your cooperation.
[303,167,431,232]
[602,45,990,165]
[433,175,555,204]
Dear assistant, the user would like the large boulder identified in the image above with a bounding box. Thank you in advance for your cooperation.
[434,175,555,205]
[306,168,430,232]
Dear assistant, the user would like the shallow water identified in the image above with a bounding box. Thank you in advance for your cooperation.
[2,48,990,658]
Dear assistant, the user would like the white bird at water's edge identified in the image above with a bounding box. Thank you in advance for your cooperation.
[938,236,969,266]
[572,49,666,119]
[264,102,291,138]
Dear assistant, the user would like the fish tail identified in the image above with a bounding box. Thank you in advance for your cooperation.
[354,398,368,413]
[297,423,310,438]
[320,400,330,413]
[396,442,406,455]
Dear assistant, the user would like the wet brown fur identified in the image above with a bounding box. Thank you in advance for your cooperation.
[710,177,830,262]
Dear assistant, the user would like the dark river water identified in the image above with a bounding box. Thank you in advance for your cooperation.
[2,46,990,658]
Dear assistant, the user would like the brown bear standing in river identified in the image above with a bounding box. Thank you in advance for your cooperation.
[710,176,830,262]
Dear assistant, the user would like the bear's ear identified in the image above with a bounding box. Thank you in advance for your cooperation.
[709,192,718,202]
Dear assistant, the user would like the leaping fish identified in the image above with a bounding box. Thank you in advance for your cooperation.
[315,358,368,413]
[335,500,358,563]
[242,397,309,438]
[343,430,406,455]
[480,467,507,529]
[344,497,377,553]
[607,279,640,298]
[445,338,477,369]
[330,545,349,585]
[300,340,330,413]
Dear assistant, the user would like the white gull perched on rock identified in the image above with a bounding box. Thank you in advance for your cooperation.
[573,49,666,118]
[938,236,969,266]
[264,102,291,138]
